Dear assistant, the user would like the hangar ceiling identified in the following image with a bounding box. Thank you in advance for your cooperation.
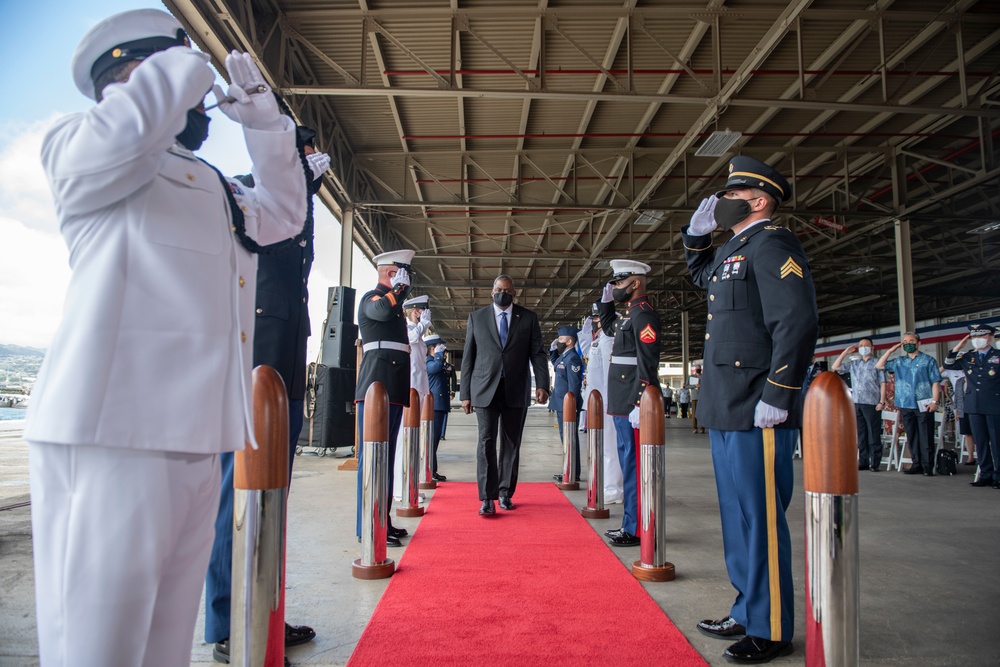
[167,0,1000,358]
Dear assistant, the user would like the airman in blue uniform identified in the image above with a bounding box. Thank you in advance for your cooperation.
[945,323,1000,488]
[682,156,817,664]
[550,325,584,482]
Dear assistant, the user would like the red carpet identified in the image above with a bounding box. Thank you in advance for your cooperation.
[347,482,708,666]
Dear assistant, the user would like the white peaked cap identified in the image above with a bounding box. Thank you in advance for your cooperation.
[609,259,652,279]
[373,249,415,266]
[72,9,185,100]
[403,295,429,308]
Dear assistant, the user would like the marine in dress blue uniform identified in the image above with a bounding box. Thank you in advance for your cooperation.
[597,260,662,547]
[425,334,451,479]
[944,323,1000,488]
[682,157,818,664]
[550,325,584,482]
[355,250,414,546]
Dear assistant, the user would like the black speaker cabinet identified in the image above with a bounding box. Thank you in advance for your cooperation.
[299,364,356,451]
[321,322,358,369]
[327,286,356,325]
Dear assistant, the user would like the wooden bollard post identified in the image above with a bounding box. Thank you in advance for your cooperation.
[419,392,437,490]
[632,385,675,582]
[397,389,425,517]
[231,366,289,667]
[581,390,610,519]
[803,372,860,666]
[352,382,395,579]
[555,393,580,490]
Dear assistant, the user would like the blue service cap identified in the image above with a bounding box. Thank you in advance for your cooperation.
[557,325,578,337]
[969,323,996,336]
[715,156,792,205]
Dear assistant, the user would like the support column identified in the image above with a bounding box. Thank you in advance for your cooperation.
[340,207,354,288]
[894,219,916,333]
[681,310,690,385]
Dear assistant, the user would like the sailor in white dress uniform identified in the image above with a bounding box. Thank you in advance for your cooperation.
[24,9,306,666]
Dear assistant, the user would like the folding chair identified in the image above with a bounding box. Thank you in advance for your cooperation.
[882,410,911,472]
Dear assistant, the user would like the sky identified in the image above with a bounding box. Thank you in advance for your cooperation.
[0,0,379,363]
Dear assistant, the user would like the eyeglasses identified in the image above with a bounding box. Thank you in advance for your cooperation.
[493,288,515,294]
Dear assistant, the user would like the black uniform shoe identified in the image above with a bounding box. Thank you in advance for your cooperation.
[903,465,923,475]
[432,472,447,481]
[858,464,870,471]
[923,470,935,477]
[869,465,881,472]
[387,525,408,538]
[479,500,496,516]
[993,480,1000,489]
[970,479,991,487]
[609,531,640,547]
[213,639,230,664]
[499,497,515,510]
[697,616,747,640]
[723,636,793,663]
[604,528,624,538]
[552,474,563,482]
[387,534,402,548]
[285,622,316,647]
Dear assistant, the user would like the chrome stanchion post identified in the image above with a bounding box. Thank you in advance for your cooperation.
[419,392,437,490]
[804,372,861,666]
[632,385,675,582]
[397,389,425,518]
[555,393,580,491]
[581,390,610,519]
[352,382,395,580]
[231,366,288,667]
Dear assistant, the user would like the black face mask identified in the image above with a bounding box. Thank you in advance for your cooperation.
[176,109,211,151]
[493,292,513,308]
[612,286,632,303]
[556,342,568,354]
[714,196,752,231]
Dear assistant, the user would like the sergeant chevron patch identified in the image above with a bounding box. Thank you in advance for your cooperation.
[639,324,657,343]
[780,257,803,279]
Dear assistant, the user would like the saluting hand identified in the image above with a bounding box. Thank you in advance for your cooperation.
[953,335,970,353]
[688,197,719,236]
[212,51,282,131]
[601,282,615,303]
[306,152,331,179]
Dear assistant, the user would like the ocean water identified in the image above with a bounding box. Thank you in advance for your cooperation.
[0,407,27,422]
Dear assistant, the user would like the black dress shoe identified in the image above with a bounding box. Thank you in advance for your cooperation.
[923,470,935,477]
[903,465,923,475]
[869,464,881,471]
[432,472,447,481]
[609,531,640,547]
[697,616,747,640]
[858,464,870,471]
[723,636,793,663]
[499,497,515,510]
[604,528,624,538]
[387,534,402,547]
[285,622,316,647]
[479,500,496,516]
[970,479,991,487]
[387,525,408,538]
[213,639,231,664]
[993,480,1000,489]
[552,473,563,482]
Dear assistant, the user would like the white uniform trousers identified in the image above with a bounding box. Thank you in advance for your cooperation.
[29,442,220,667]
[603,415,624,502]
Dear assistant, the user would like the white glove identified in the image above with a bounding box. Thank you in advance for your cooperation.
[419,308,432,327]
[390,267,410,291]
[436,344,447,354]
[550,339,559,351]
[212,51,282,131]
[688,197,719,236]
[754,400,788,429]
[601,282,615,303]
[306,152,330,179]
[628,406,641,428]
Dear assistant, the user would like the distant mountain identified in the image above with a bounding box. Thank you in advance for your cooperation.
[0,344,46,358]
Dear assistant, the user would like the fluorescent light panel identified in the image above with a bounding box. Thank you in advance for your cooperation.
[967,222,1000,234]
[695,130,742,157]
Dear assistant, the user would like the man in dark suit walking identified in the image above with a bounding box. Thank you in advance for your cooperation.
[461,275,550,515]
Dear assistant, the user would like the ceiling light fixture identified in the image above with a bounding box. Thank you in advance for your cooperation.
[695,129,742,157]
[635,210,666,226]
[845,266,877,276]
[966,221,1000,235]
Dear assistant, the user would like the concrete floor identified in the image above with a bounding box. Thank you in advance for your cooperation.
[2,408,999,666]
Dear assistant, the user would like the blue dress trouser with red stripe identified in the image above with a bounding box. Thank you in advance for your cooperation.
[612,416,637,536]
[709,427,795,642]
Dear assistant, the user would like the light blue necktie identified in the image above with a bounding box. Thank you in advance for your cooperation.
[499,311,508,348]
